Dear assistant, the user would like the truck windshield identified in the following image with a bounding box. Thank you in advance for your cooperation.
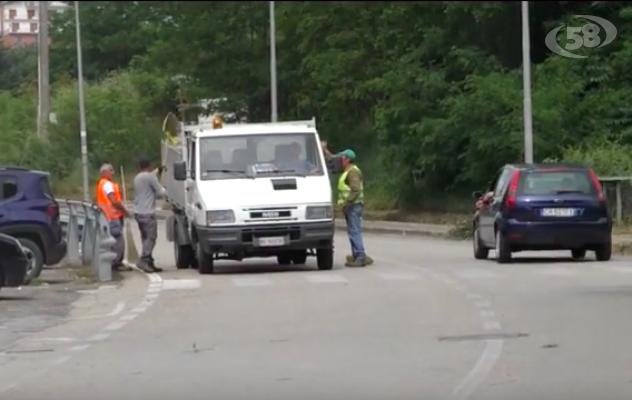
[198,133,324,180]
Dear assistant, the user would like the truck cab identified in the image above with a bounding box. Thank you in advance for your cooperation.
[163,116,340,274]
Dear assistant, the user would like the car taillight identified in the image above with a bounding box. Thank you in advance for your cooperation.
[588,169,604,201]
[47,203,59,220]
[504,170,521,209]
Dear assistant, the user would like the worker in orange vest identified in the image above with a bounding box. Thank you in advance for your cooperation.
[97,163,132,272]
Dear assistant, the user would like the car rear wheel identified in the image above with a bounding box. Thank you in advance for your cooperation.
[473,226,489,260]
[571,249,586,260]
[17,238,44,284]
[595,242,612,261]
[495,230,512,264]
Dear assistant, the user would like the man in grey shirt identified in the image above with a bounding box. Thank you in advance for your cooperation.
[133,157,167,273]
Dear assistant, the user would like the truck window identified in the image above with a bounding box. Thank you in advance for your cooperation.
[198,133,323,180]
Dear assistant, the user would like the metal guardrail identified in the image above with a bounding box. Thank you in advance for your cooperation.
[57,199,116,282]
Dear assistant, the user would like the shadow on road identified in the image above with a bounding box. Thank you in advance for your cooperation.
[490,257,591,264]
[0,295,33,302]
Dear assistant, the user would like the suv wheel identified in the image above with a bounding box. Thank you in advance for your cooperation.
[316,245,334,270]
[495,231,512,264]
[18,238,44,284]
[595,242,612,261]
[473,225,489,260]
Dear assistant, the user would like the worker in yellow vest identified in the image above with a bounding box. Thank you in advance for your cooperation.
[336,149,373,267]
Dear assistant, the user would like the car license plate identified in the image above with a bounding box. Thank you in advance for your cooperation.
[541,208,575,217]
[256,236,286,247]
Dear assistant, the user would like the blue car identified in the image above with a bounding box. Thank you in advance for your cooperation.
[0,166,67,283]
[472,164,612,263]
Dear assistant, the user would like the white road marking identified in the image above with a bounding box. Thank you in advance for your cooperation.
[53,356,71,365]
[24,337,77,343]
[106,301,126,317]
[474,301,492,309]
[120,313,139,322]
[304,274,348,284]
[377,272,421,281]
[69,344,90,352]
[484,320,501,331]
[454,269,502,280]
[466,293,484,300]
[162,279,201,290]
[104,321,127,331]
[533,267,576,276]
[479,310,496,319]
[87,333,111,342]
[452,339,504,400]
[232,277,273,287]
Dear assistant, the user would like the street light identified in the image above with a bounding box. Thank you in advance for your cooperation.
[74,0,89,201]
[522,1,534,164]
[269,0,278,122]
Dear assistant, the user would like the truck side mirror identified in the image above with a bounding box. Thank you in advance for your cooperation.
[327,155,343,174]
[173,161,187,181]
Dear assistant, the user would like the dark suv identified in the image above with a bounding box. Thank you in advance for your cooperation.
[0,166,67,283]
[472,164,611,263]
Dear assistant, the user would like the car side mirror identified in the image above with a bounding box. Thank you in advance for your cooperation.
[472,191,483,200]
[173,161,187,181]
[327,155,344,174]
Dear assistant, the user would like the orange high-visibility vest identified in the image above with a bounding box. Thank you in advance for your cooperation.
[96,178,124,220]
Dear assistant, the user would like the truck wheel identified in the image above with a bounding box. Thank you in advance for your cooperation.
[17,238,44,284]
[197,244,215,274]
[291,250,308,265]
[277,253,292,265]
[174,241,195,270]
[316,246,334,270]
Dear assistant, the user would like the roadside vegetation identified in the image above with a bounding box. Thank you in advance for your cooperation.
[1,2,632,220]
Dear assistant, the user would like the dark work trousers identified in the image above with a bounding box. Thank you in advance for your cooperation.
[134,214,158,263]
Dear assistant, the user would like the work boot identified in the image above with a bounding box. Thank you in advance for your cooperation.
[135,259,155,273]
[345,259,365,268]
[346,254,374,265]
[113,263,132,272]
[149,260,163,273]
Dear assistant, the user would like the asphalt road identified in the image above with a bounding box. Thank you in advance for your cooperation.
[3,221,632,399]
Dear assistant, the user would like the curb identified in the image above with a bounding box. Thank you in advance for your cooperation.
[152,209,451,238]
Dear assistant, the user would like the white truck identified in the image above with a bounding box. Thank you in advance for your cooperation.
[161,114,341,274]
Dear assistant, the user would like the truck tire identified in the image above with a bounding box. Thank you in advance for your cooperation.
[197,244,215,274]
[174,242,195,270]
[291,250,308,265]
[17,238,44,284]
[316,246,334,270]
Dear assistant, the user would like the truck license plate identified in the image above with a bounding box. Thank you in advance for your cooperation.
[257,236,286,247]
[541,208,575,217]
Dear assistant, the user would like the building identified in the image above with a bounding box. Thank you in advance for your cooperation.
[0,1,68,48]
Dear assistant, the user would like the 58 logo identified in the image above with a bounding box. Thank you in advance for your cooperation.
[545,15,617,59]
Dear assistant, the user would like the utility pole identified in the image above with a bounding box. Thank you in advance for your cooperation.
[74,1,89,202]
[521,1,534,164]
[37,0,50,140]
[269,1,278,122]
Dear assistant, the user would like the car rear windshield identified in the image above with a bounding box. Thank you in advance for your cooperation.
[517,169,597,195]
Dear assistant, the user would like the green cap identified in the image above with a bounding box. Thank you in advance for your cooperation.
[339,149,356,161]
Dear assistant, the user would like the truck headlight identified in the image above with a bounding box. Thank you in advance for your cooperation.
[206,210,235,225]
[306,205,333,220]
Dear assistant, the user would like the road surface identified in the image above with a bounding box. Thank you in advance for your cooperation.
[2,220,632,399]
